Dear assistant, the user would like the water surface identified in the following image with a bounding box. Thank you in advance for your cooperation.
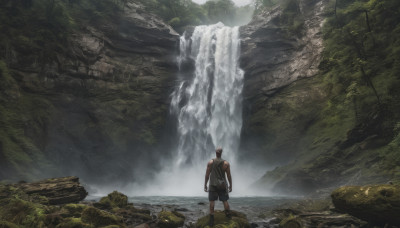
[129,196,298,225]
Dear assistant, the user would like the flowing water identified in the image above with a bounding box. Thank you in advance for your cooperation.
[129,196,298,226]
[172,22,244,165]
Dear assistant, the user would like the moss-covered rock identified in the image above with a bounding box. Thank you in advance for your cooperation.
[0,198,46,227]
[44,211,64,227]
[97,191,128,209]
[157,210,185,228]
[279,214,302,228]
[0,221,19,228]
[331,184,400,225]
[195,210,250,228]
[63,204,89,218]
[81,206,122,227]
[0,184,48,204]
[55,217,92,228]
[113,207,152,221]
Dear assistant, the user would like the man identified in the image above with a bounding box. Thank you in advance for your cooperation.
[204,147,232,227]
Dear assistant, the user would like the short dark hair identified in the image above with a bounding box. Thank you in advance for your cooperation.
[216,148,223,153]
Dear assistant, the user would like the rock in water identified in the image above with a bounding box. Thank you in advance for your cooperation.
[97,191,128,209]
[195,210,250,228]
[16,176,87,205]
[331,184,400,225]
[157,210,185,228]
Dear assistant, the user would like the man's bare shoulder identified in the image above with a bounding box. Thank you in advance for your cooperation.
[223,160,230,166]
[207,159,214,166]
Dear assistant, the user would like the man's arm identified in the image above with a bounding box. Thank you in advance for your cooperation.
[224,161,232,192]
[204,160,213,192]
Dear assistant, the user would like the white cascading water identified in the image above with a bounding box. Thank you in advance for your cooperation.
[128,23,262,196]
[172,22,244,166]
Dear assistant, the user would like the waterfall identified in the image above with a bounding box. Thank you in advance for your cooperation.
[128,23,255,196]
[171,22,244,167]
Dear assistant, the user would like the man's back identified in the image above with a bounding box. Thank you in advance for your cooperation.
[209,158,228,191]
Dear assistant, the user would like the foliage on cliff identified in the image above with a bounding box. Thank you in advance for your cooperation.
[255,0,400,194]
[0,0,126,67]
[318,0,400,179]
[253,0,304,35]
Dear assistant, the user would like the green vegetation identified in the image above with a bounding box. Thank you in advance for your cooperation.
[0,0,126,67]
[322,0,400,108]
[318,0,400,176]
[0,60,55,181]
[253,0,304,36]
[255,0,400,192]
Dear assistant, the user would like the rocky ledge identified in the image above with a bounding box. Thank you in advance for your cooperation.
[0,176,87,205]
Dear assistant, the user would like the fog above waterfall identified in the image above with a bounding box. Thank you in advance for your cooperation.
[193,0,253,6]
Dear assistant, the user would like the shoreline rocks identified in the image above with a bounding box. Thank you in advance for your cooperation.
[2,177,400,227]
[331,184,400,226]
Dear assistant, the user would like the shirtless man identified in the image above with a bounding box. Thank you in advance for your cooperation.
[204,147,232,226]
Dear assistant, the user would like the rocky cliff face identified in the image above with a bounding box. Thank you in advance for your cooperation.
[240,0,327,97]
[239,0,400,195]
[239,0,329,164]
[0,2,179,184]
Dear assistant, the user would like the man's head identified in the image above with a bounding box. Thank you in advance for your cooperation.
[215,147,223,158]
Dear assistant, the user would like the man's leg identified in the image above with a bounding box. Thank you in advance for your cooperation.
[209,201,215,226]
[223,201,232,219]
[210,201,215,214]
[222,201,230,211]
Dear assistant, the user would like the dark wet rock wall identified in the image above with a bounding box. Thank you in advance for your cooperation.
[0,1,179,184]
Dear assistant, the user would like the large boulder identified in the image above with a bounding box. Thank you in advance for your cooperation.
[157,210,185,228]
[16,176,88,205]
[331,184,400,225]
[97,191,128,209]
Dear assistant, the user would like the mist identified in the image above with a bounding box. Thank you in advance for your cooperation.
[193,0,253,7]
